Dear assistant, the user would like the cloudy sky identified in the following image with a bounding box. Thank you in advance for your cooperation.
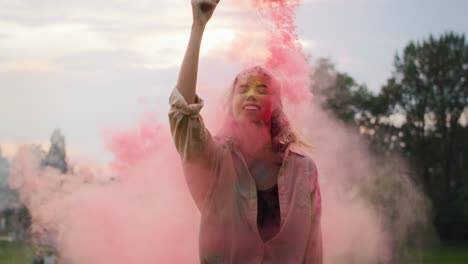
[1,0,467,162]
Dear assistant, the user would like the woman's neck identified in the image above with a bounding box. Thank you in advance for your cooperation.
[234,121,274,162]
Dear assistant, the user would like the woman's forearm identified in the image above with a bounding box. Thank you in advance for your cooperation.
[176,24,206,105]
[175,0,219,104]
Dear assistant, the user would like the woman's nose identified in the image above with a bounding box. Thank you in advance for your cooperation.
[245,88,258,97]
[245,90,258,101]
[246,95,257,102]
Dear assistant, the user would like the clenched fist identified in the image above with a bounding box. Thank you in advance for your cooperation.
[191,0,220,26]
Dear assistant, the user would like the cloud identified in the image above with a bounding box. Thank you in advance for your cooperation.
[0,0,175,26]
[304,0,338,3]
[0,143,18,158]
[0,59,60,73]
[0,21,117,61]
[0,32,10,40]
[0,0,247,73]
[299,39,319,55]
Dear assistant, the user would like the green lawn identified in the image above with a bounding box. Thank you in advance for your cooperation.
[420,244,468,264]
[0,241,33,264]
[0,241,467,264]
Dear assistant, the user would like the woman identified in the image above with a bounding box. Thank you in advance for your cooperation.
[169,0,322,263]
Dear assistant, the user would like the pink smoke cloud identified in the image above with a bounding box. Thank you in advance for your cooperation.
[9,121,200,263]
[230,0,310,103]
[7,0,428,263]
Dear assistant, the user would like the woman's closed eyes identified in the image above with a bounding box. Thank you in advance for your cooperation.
[236,84,269,95]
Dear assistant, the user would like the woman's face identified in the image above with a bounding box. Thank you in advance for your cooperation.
[231,73,277,125]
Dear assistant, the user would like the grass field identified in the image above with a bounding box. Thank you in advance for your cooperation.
[0,241,467,264]
[420,244,468,263]
[0,241,33,264]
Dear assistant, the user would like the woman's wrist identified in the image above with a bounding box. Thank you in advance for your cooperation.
[192,22,206,31]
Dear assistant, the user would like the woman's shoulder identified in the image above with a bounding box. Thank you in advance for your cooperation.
[288,143,318,172]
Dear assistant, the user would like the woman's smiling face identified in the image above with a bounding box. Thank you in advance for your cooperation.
[231,71,278,125]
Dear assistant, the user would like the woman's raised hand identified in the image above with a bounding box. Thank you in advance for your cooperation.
[191,0,220,26]
[175,0,219,104]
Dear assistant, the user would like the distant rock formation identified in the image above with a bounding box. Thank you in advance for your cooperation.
[42,129,68,174]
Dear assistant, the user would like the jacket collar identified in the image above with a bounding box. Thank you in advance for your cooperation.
[286,143,307,157]
[224,136,306,158]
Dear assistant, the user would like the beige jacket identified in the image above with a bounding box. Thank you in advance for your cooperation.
[169,88,322,264]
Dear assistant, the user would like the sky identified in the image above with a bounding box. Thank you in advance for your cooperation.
[1,0,467,162]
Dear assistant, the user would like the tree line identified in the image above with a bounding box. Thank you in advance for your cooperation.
[311,32,468,242]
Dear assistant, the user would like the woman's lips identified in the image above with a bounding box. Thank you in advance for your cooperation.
[242,104,261,111]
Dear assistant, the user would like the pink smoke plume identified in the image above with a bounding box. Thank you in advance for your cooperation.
[231,0,310,103]
[8,0,429,263]
[9,123,200,263]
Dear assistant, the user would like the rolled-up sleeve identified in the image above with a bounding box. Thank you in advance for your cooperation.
[305,160,323,264]
[168,87,215,162]
[169,88,220,210]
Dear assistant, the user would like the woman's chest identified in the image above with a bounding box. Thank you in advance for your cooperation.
[248,160,281,190]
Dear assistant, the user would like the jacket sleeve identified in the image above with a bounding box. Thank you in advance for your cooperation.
[168,87,216,161]
[305,160,323,264]
[168,87,219,210]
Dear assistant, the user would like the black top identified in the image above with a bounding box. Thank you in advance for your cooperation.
[257,184,281,242]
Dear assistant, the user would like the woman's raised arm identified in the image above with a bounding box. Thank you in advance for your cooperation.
[169,0,221,163]
[176,0,220,104]
[169,1,221,209]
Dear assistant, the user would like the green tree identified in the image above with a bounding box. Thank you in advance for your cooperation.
[311,58,377,123]
[311,58,393,154]
[311,58,432,262]
[381,32,468,241]
[311,32,468,243]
